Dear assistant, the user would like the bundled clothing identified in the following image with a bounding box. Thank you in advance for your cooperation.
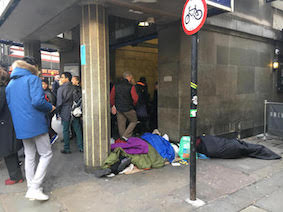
[111,137,148,154]
[197,135,282,160]
[103,144,165,170]
[141,133,175,163]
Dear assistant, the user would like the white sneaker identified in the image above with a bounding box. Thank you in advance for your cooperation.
[25,188,49,201]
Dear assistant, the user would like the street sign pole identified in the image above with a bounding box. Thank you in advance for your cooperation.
[182,0,207,204]
[190,32,198,201]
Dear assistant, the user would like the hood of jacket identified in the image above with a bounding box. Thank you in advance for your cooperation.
[10,60,38,79]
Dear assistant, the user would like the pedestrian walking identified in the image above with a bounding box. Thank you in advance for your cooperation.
[6,56,55,201]
[42,79,58,144]
[110,72,139,140]
[0,64,24,186]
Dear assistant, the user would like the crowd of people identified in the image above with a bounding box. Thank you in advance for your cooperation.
[0,56,83,201]
[0,58,157,201]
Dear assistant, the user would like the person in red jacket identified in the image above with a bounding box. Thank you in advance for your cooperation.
[110,72,138,140]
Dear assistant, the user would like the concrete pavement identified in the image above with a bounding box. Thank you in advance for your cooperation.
[0,119,283,211]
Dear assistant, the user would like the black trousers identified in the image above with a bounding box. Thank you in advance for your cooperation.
[4,153,23,181]
[47,113,57,139]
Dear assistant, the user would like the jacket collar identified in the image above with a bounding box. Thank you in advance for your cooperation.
[62,81,72,87]
[11,60,38,76]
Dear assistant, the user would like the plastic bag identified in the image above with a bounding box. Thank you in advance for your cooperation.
[179,136,191,160]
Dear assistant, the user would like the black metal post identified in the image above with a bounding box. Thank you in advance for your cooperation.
[190,32,198,201]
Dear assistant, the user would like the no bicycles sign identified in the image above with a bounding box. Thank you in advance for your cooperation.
[182,0,207,35]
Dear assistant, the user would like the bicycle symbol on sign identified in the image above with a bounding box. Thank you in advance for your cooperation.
[185,5,203,24]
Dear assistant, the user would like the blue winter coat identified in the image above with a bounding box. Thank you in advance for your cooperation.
[6,64,52,139]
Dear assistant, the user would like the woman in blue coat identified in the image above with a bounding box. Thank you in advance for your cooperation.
[6,57,55,201]
[0,64,23,185]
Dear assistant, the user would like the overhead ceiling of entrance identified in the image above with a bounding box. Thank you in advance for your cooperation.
[0,0,212,42]
[0,0,81,42]
[105,0,182,24]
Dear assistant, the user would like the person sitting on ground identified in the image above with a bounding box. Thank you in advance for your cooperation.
[0,63,24,186]
[42,79,58,144]
[57,72,83,153]
[6,56,55,201]
[110,72,139,141]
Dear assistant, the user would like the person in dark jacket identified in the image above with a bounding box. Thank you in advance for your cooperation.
[52,75,60,97]
[71,75,83,152]
[135,77,150,134]
[0,64,23,185]
[52,75,60,119]
[150,81,158,131]
[6,57,55,201]
[110,72,138,140]
[42,79,58,144]
[57,72,83,153]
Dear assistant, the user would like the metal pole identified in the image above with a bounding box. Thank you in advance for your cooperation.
[190,32,198,201]
[264,100,267,141]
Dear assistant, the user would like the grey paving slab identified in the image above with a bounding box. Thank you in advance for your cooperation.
[197,160,255,202]
[240,205,267,212]
[255,189,283,212]
[196,196,237,212]
[52,177,194,212]
[0,202,4,212]
[0,193,63,212]
[224,184,266,210]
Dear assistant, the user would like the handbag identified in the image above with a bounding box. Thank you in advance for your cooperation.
[72,105,82,117]
[71,98,82,117]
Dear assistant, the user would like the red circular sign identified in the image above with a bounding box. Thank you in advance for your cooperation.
[182,0,207,35]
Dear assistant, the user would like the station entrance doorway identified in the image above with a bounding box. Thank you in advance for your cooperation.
[110,37,159,138]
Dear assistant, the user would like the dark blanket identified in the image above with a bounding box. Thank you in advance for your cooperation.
[197,135,281,160]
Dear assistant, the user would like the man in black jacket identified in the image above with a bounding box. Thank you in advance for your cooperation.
[110,72,138,140]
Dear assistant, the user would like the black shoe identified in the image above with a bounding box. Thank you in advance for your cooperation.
[94,168,112,178]
[117,158,132,172]
[79,149,84,153]
[61,149,71,154]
